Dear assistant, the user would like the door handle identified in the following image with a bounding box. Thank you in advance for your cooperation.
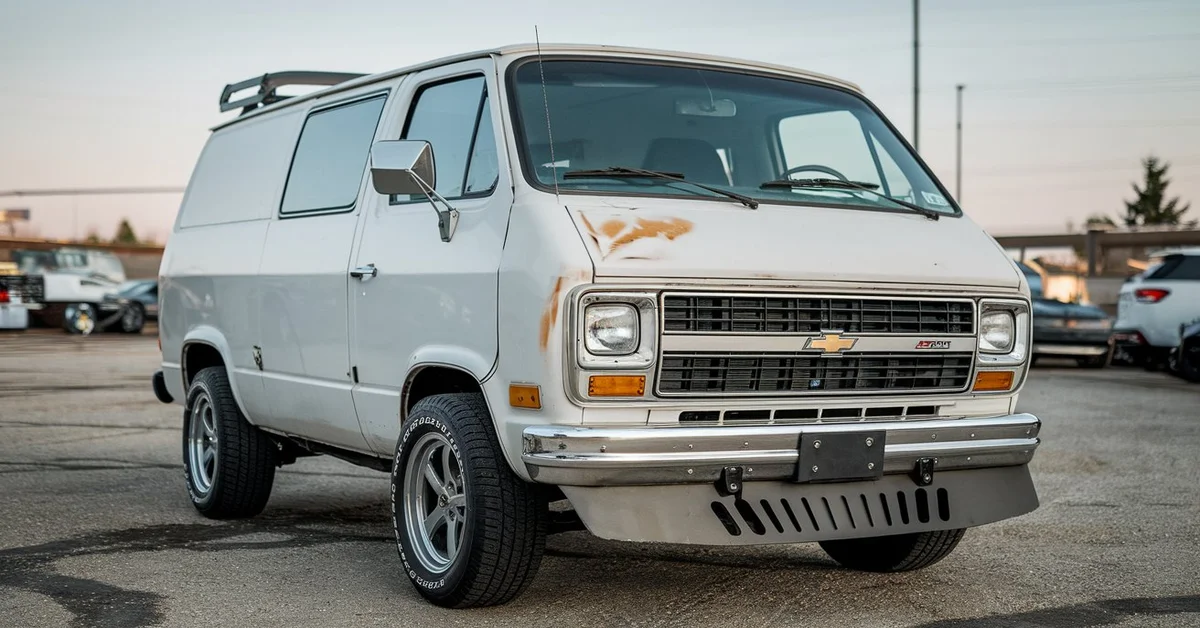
[350,264,377,279]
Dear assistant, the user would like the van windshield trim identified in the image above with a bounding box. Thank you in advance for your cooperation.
[503,55,962,219]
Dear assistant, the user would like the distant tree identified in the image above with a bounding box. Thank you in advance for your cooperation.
[113,219,139,245]
[1123,156,1191,227]
[1086,213,1116,229]
[84,230,103,245]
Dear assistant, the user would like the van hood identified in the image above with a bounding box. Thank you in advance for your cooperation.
[568,199,1020,288]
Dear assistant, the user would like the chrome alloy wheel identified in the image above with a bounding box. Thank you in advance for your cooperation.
[187,393,218,496]
[403,432,467,574]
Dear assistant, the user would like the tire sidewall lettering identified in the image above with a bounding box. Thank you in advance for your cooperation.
[392,410,461,593]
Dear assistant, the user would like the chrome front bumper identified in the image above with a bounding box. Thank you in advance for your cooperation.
[522,413,1040,486]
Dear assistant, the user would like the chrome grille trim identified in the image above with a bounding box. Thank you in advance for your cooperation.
[662,293,976,336]
[657,351,974,397]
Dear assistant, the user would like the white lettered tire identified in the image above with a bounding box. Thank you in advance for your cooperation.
[392,393,547,608]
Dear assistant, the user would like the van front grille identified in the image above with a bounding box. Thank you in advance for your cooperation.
[663,295,974,335]
[658,351,973,396]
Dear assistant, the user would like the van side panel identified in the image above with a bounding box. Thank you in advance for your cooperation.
[161,110,305,423]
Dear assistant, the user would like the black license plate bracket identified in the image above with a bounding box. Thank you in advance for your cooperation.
[795,430,886,483]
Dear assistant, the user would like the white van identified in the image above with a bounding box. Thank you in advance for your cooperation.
[154,45,1040,608]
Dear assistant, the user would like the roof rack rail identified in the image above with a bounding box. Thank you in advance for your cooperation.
[219,71,366,114]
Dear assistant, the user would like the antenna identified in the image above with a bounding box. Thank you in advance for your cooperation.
[534,26,560,202]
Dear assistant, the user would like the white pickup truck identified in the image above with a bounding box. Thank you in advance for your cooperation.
[153,44,1040,608]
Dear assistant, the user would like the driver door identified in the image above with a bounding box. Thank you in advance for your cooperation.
[347,59,513,455]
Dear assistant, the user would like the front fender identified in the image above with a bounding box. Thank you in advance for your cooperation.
[406,344,497,383]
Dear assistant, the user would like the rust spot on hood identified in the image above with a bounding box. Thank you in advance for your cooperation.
[576,213,694,260]
[577,214,601,248]
[608,217,693,254]
[539,277,566,352]
[599,219,625,238]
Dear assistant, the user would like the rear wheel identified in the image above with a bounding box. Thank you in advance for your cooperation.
[182,366,277,518]
[820,529,966,572]
[392,393,547,608]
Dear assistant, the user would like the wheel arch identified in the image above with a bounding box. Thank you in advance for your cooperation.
[402,363,487,420]
[181,327,253,420]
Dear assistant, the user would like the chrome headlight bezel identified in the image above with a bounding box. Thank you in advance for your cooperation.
[977,299,1030,365]
[575,292,657,369]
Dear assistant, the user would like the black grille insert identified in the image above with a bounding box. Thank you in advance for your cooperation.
[659,352,973,395]
[664,295,974,335]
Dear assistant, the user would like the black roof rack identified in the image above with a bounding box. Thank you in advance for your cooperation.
[219,71,366,114]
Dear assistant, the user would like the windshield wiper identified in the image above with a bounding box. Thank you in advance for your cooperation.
[563,166,759,209]
[760,178,940,220]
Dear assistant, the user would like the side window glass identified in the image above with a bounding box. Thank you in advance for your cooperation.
[281,95,387,215]
[463,93,498,194]
[395,75,494,203]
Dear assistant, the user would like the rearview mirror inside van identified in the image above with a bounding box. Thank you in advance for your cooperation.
[370,140,437,195]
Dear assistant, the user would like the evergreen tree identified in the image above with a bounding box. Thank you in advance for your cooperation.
[113,219,139,245]
[1123,156,1191,226]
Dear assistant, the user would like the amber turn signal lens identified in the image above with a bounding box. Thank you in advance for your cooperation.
[509,384,542,409]
[973,370,1015,392]
[588,375,646,397]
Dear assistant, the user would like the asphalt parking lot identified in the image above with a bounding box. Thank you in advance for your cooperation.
[1,330,1198,628]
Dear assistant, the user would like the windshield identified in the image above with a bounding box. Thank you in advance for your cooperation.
[509,59,957,215]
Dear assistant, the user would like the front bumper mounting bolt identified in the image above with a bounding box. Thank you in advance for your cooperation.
[813,440,822,449]
[868,462,875,470]
[864,437,874,447]
[812,465,819,473]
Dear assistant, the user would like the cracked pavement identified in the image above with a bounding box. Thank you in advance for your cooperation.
[1,329,1198,627]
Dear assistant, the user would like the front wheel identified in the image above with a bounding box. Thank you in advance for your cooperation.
[819,528,966,572]
[392,393,547,608]
[1179,344,1200,383]
[119,303,146,333]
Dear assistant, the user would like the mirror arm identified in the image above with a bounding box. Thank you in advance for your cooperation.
[411,174,459,243]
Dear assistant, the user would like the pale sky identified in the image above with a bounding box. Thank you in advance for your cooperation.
[2,0,1198,243]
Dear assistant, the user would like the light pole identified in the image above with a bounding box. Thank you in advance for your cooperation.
[913,0,920,150]
[956,84,965,203]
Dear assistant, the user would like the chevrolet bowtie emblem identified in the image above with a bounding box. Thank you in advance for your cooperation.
[807,333,858,354]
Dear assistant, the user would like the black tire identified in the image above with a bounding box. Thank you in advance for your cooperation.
[819,528,966,572]
[182,366,276,519]
[1180,345,1200,383]
[392,393,547,608]
[119,303,146,334]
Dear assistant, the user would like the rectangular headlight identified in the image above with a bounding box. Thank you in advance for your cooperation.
[575,292,657,369]
[978,299,1031,367]
[584,304,639,355]
[980,310,1015,353]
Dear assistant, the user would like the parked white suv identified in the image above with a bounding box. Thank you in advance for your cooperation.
[154,45,1041,608]
[1114,248,1200,368]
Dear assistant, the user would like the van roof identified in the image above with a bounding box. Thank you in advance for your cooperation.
[212,43,862,131]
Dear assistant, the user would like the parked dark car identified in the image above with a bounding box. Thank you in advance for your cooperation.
[1016,261,1114,367]
[87,279,157,334]
[1167,319,1200,382]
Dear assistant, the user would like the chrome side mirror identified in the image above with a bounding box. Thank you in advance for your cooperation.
[370,140,458,242]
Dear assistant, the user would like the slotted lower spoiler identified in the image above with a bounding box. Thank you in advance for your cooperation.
[219,71,366,114]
